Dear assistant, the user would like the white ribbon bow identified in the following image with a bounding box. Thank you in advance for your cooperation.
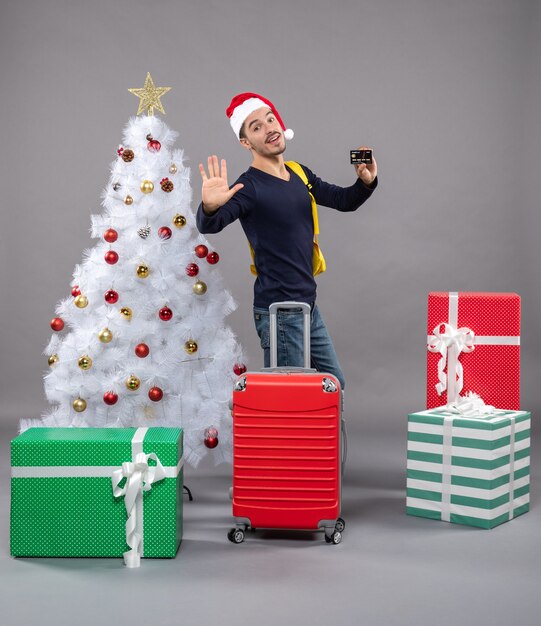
[427,323,475,398]
[112,452,166,568]
[445,391,495,417]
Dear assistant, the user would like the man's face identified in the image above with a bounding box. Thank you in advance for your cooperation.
[240,107,286,156]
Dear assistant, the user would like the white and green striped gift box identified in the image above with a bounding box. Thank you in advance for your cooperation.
[407,408,530,529]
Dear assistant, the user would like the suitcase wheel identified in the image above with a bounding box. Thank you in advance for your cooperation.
[228,528,245,544]
[325,530,342,545]
[335,517,346,533]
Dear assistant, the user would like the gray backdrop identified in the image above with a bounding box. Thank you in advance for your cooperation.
[0,2,540,625]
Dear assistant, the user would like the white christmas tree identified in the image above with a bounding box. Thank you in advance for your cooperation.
[25,74,247,467]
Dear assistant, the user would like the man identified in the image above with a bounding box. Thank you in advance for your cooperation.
[196,92,378,390]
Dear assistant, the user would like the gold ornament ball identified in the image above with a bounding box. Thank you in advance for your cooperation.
[124,195,134,205]
[78,355,93,370]
[74,294,89,308]
[184,340,198,354]
[173,214,187,228]
[99,327,113,343]
[120,307,133,320]
[136,264,150,278]
[140,180,154,194]
[193,280,207,295]
[73,397,87,412]
[48,354,59,366]
[169,163,178,174]
[126,375,141,391]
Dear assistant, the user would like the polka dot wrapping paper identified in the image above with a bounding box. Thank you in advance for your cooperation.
[10,427,183,559]
[427,292,520,410]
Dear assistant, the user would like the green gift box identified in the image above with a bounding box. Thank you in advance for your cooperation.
[407,407,530,529]
[11,427,183,565]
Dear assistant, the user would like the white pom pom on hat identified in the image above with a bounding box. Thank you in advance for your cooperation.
[226,92,294,140]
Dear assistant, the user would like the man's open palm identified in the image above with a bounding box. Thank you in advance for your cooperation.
[199,155,244,213]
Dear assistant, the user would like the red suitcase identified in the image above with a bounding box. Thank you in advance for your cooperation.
[229,302,345,544]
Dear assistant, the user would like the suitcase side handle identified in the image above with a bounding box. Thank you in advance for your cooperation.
[268,301,311,369]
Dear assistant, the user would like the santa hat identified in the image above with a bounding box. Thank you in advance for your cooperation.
[226,92,294,140]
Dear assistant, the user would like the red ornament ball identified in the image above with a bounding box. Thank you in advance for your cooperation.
[159,306,173,321]
[103,391,118,406]
[194,244,208,258]
[206,251,220,265]
[135,343,150,358]
[204,437,219,449]
[204,426,219,449]
[104,250,119,265]
[185,263,199,277]
[104,289,119,304]
[71,285,81,297]
[117,146,124,157]
[233,363,247,376]
[148,386,163,402]
[50,317,64,332]
[158,226,172,240]
[147,139,161,153]
[104,228,118,243]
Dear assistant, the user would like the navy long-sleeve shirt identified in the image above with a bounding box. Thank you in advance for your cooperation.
[196,163,377,308]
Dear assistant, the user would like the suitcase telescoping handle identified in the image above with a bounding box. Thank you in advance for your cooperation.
[268,301,311,369]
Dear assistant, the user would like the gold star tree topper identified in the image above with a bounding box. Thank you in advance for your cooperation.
[128,72,171,116]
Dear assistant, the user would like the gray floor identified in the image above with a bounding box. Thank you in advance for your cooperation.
[1,418,540,626]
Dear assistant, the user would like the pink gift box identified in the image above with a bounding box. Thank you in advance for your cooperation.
[427,292,520,410]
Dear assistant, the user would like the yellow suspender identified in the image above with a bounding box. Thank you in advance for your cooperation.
[248,161,326,276]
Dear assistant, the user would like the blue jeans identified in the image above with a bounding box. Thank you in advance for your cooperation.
[253,304,346,390]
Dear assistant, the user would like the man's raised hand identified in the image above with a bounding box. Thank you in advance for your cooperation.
[353,146,377,186]
[199,155,244,214]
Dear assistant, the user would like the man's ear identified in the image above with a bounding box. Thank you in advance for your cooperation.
[239,138,251,151]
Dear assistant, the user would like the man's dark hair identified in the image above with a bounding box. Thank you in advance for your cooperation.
[239,123,247,140]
